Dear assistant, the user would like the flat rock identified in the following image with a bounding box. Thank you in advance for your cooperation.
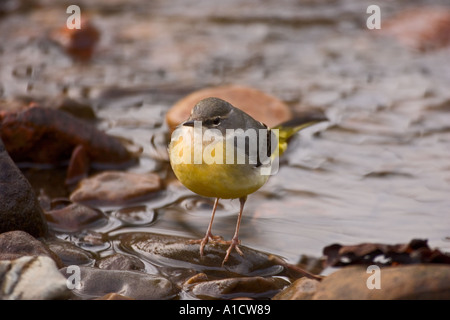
[188,276,289,300]
[96,253,145,271]
[45,203,107,233]
[44,238,95,267]
[117,232,286,278]
[95,293,134,300]
[59,266,177,300]
[70,171,162,205]
[166,85,292,131]
[0,139,48,237]
[382,8,450,51]
[0,256,69,300]
[312,264,450,300]
[272,277,320,300]
[0,230,62,267]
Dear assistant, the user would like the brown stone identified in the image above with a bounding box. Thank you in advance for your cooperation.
[70,171,162,205]
[166,85,292,131]
[96,253,145,271]
[189,276,289,300]
[45,203,107,233]
[44,238,95,267]
[0,139,48,237]
[0,231,62,267]
[95,293,134,300]
[51,18,100,62]
[272,277,320,300]
[383,8,450,51]
[312,264,450,300]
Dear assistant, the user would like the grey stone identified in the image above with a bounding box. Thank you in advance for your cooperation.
[0,256,69,300]
[60,266,177,300]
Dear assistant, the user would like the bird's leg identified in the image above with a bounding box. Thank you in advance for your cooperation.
[189,198,223,257]
[222,196,247,266]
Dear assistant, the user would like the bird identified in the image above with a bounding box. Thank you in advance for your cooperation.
[168,97,327,265]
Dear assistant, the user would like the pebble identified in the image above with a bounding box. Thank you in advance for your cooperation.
[165,85,292,131]
[70,171,162,205]
[0,139,48,237]
[0,256,69,300]
[45,203,107,233]
[0,230,62,267]
[383,8,450,51]
[311,264,450,300]
[59,266,177,300]
[96,253,145,271]
[272,277,320,300]
[95,293,134,300]
[188,276,289,300]
[117,232,286,278]
[44,238,95,267]
[50,18,100,62]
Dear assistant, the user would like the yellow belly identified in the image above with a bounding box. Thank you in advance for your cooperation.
[168,127,268,199]
[171,161,268,199]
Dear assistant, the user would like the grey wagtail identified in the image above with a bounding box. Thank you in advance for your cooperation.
[168,97,327,265]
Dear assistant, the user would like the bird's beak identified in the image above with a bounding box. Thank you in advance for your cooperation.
[182,120,195,127]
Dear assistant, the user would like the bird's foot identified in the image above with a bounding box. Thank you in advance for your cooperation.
[222,237,243,266]
[189,233,224,257]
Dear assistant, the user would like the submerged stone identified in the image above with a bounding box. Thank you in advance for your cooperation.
[116,232,286,277]
[45,203,107,233]
[188,276,289,300]
[59,266,177,300]
[312,264,450,300]
[70,171,162,205]
[0,230,61,267]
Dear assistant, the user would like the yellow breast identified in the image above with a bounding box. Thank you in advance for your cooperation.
[168,126,269,199]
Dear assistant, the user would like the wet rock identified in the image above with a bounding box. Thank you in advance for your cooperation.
[70,171,162,205]
[45,203,107,233]
[312,264,450,300]
[96,253,145,271]
[0,105,138,183]
[113,205,156,226]
[323,239,450,267]
[59,266,177,300]
[272,277,320,300]
[52,96,97,120]
[383,8,450,51]
[95,293,134,300]
[187,276,289,300]
[50,18,100,62]
[0,139,48,237]
[0,256,69,300]
[117,232,286,278]
[268,254,323,281]
[44,238,95,267]
[0,231,62,267]
[166,85,292,131]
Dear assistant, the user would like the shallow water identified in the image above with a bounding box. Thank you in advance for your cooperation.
[1,0,450,269]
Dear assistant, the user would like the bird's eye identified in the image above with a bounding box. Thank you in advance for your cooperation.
[213,117,221,125]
